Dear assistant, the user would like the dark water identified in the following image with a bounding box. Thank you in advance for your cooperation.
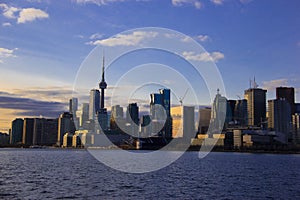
[0,149,299,199]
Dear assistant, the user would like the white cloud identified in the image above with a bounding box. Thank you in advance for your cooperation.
[2,22,12,27]
[0,4,49,24]
[197,34,210,42]
[182,51,224,62]
[181,36,193,43]
[210,0,224,5]
[262,79,288,91]
[89,31,158,46]
[0,47,17,63]
[297,41,300,46]
[164,33,191,42]
[0,4,20,19]
[172,0,202,9]
[89,33,104,39]
[17,8,49,24]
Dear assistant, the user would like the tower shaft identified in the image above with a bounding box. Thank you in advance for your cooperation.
[99,54,107,110]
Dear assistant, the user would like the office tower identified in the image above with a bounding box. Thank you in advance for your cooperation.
[69,98,79,130]
[22,118,34,146]
[198,107,211,134]
[171,106,195,139]
[32,118,58,146]
[110,105,124,130]
[183,106,195,140]
[89,89,100,121]
[276,87,295,114]
[234,99,248,126]
[97,111,108,132]
[150,93,163,120]
[296,103,300,114]
[141,115,151,137]
[150,88,172,138]
[69,98,78,116]
[0,132,9,145]
[126,103,139,136]
[226,100,236,123]
[244,83,267,127]
[10,118,23,145]
[80,103,89,127]
[171,106,183,138]
[97,55,108,132]
[292,114,300,145]
[111,105,124,119]
[127,103,139,125]
[57,112,75,146]
[211,89,227,133]
[32,118,44,145]
[268,99,291,137]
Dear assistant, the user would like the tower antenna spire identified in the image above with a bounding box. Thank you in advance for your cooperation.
[102,50,105,82]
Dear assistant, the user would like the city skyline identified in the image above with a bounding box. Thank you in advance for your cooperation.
[1,0,300,131]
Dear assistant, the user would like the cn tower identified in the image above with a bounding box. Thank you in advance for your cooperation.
[99,54,107,109]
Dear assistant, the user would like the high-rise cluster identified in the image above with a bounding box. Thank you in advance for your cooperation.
[5,68,300,150]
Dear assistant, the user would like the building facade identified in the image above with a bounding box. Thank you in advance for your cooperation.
[198,107,211,134]
[268,99,291,142]
[292,113,300,145]
[89,89,100,121]
[22,118,34,146]
[57,112,75,146]
[150,88,172,138]
[244,88,267,127]
[276,87,295,114]
[10,118,23,145]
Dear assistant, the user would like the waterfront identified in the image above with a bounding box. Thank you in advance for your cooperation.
[0,149,299,199]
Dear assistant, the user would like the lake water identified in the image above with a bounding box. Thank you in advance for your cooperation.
[0,149,299,199]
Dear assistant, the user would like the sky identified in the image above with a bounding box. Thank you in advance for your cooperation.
[0,0,300,132]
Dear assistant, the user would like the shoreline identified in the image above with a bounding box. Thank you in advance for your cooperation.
[1,145,300,155]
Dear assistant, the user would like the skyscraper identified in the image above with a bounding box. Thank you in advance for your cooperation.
[57,112,75,146]
[10,118,23,145]
[69,98,78,116]
[276,87,295,114]
[292,113,300,145]
[110,105,124,130]
[198,107,211,134]
[22,118,34,146]
[140,115,151,137]
[126,103,139,136]
[183,106,195,140]
[89,89,100,121]
[69,98,79,129]
[234,99,248,126]
[150,88,172,138]
[80,103,89,127]
[111,105,124,119]
[226,100,236,124]
[211,89,227,133]
[244,87,267,127]
[127,103,139,125]
[171,106,195,139]
[268,99,291,137]
[33,118,58,146]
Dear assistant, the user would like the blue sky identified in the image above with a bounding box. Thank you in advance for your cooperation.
[0,0,300,131]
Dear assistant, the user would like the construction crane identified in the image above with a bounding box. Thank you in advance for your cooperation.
[179,88,189,106]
